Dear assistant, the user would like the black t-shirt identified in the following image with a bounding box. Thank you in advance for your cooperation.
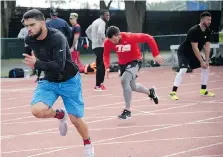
[25,27,78,82]
[178,24,211,57]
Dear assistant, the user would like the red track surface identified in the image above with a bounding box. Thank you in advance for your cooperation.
[1,66,223,157]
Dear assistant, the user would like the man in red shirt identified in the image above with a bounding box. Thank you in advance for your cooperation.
[104,26,164,119]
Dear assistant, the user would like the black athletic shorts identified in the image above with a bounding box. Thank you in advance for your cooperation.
[119,60,142,77]
[177,51,205,70]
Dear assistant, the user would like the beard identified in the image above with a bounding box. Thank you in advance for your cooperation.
[30,28,43,39]
[203,22,212,33]
[203,22,210,29]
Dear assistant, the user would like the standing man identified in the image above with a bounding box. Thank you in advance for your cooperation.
[169,12,215,100]
[104,26,164,119]
[46,8,71,42]
[22,9,94,157]
[69,12,84,72]
[86,9,110,91]
[69,12,81,51]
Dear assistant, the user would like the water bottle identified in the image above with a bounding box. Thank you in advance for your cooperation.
[24,68,30,78]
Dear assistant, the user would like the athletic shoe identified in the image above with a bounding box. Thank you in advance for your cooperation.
[200,89,215,97]
[100,84,107,91]
[94,84,107,91]
[118,109,131,120]
[84,144,94,157]
[58,108,68,136]
[148,87,159,104]
[169,92,179,100]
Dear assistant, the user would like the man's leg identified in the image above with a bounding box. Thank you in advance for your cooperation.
[60,73,94,157]
[31,103,56,118]
[130,78,158,104]
[118,64,158,119]
[94,48,106,91]
[169,53,189,100]
[170,68,187,99]
[200,67,215,96]
[31,80,67,136]
[94,48,101,87]
[98,48,105,86]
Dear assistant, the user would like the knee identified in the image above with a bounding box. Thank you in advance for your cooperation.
[121,77,127,86]
[31,106,44,118]
[69,115,81,128]
[201,68,209,73]
[131,85,136,91]
[121,77,131,90]
[178,68,187,76]
[96,63,104,71]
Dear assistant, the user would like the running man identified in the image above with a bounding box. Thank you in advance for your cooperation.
[86,9,110,91]
[104,26,164,119]
[22,9,94,157]
[169,12,215,100]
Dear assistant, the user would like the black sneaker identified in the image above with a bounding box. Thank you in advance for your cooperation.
[118,109,131,120]
[149,88,159,104]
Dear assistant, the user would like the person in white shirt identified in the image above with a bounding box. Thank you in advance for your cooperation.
[86,9,110,91]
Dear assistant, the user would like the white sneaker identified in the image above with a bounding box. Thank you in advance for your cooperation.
[84,144,94,157]
[58,108,68,136]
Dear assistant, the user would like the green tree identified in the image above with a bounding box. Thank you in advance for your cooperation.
[100,0,113,10]
[1,0,16,37]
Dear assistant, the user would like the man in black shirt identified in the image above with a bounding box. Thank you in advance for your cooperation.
[46,8,71,42]
[22,9,94,157]
[169,12,215,100]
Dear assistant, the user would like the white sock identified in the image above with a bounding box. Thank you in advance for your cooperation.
[201,68,209,86]
[173,68,187,87]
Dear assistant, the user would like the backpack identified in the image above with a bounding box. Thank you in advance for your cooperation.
[84,62,97,74]
[8,68,24,78]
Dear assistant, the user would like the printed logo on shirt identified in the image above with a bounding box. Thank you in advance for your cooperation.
[116,44,131,52]
[40,48,44,53]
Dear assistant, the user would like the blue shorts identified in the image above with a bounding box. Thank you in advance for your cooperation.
[31,73,84,118]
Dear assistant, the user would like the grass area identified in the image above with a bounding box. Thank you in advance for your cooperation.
[1,51,171,77]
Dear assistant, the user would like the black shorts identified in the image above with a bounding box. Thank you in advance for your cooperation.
[119,60,142,77]
[177,51,204,69]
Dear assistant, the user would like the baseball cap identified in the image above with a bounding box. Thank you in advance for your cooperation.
[50,8,58,16]
[69,13,78,19]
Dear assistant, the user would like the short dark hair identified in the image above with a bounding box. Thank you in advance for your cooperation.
[200,12,211,19]
[100,9,109,16]
[23,9,45,21]
[106,26,120,38]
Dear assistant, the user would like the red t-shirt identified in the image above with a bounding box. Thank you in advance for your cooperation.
[103,32,160,69]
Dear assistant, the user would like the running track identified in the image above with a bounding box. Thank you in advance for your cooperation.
[1,66,223,157]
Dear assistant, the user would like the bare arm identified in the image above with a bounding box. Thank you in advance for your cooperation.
[191,42,204,63]
[71,34,79,50]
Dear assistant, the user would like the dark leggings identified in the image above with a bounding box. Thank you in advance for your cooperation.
[93,47,105,86]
